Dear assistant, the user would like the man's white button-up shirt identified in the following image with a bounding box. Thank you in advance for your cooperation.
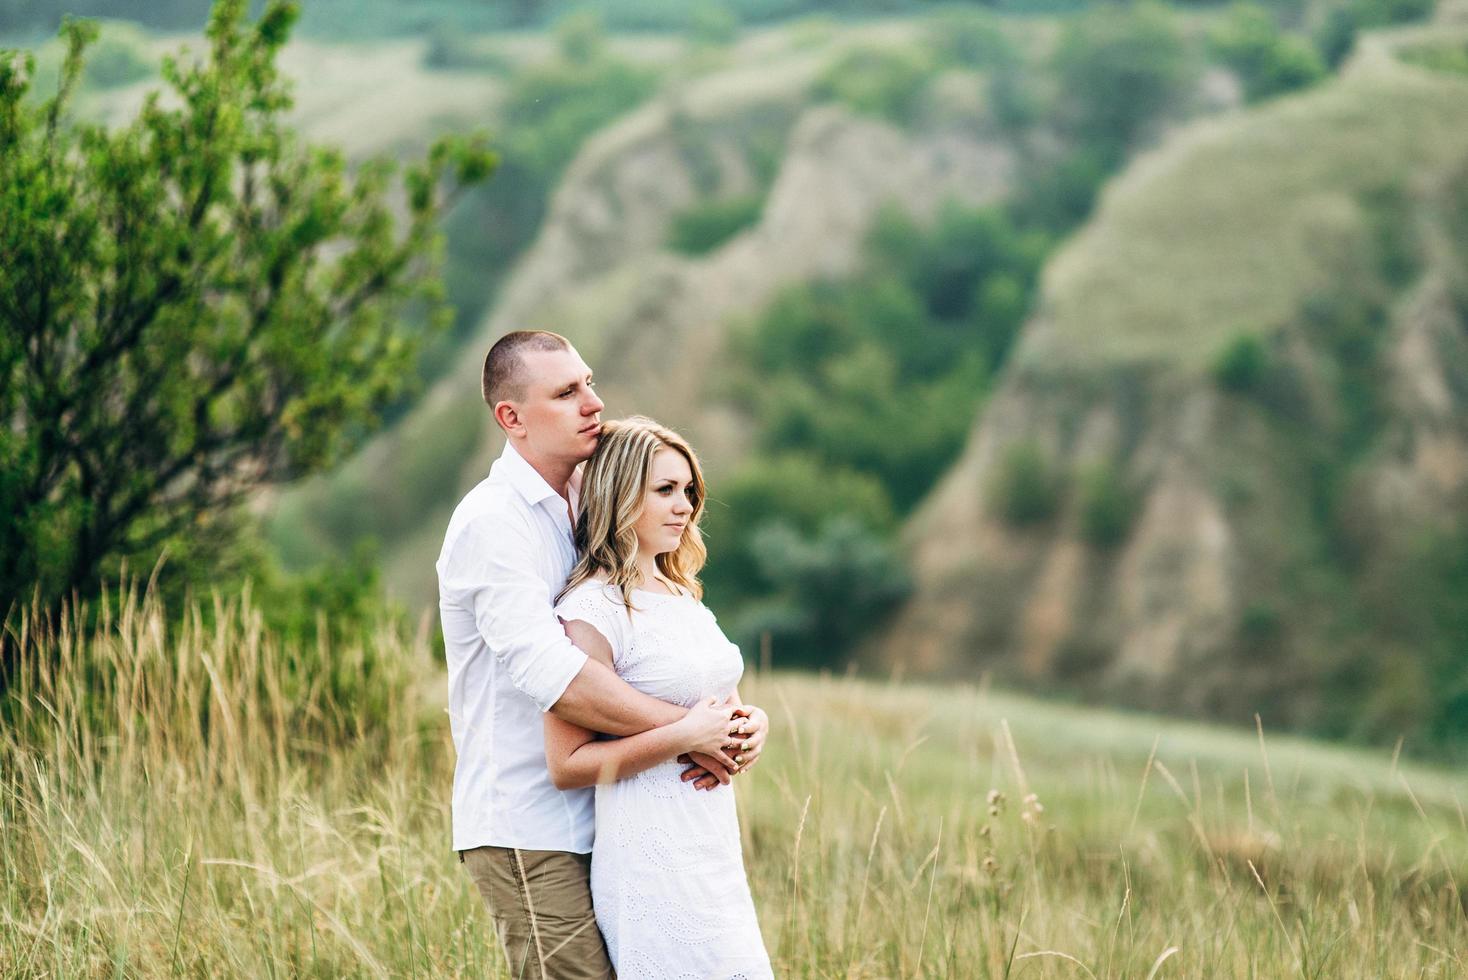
[437,440,594,853]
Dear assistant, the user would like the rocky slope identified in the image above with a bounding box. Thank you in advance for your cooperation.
[870,24,1468,729]
[355,25,1020,603]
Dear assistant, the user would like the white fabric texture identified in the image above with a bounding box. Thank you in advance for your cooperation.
[555,580,773,980]
[437,441,594,853]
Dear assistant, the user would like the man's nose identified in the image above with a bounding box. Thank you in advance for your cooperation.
[583,390,605,414]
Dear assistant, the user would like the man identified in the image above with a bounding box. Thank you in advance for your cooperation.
[437,330,769,978]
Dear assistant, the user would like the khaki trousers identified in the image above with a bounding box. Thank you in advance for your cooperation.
[460,846,615,980]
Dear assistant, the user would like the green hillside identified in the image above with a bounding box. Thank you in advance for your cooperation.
[1022,25,1468,374]
[882,22,1468,751]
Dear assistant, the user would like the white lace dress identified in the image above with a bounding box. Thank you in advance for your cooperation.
[554,580,773,980]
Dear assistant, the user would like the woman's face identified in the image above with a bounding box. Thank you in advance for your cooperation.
[633,447,695,558]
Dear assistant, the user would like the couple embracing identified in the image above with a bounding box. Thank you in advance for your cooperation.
[437,330,773,978]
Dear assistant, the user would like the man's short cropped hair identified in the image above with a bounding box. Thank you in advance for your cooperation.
[482,330,573,408]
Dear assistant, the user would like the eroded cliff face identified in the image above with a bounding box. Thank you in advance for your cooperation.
[363,38,1018,602]
[482,95,1015,474]
[871,42,1468,724]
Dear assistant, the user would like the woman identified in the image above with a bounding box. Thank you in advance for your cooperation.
[544,416,773,979]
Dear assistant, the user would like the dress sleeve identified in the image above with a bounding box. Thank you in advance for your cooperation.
[554,584,631,667]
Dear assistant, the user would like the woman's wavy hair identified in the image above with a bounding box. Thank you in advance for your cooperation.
[558,416,708,608]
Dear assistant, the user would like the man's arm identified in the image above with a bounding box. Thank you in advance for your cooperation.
[552,656,685,735]
[447,512,684,734]
[544,622,740,788]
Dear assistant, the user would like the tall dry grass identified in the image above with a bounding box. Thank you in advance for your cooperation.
[2,587,1465,976]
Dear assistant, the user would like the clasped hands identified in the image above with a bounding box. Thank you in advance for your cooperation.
[677,699,768,791]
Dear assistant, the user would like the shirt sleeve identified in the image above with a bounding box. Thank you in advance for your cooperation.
[440,512,589,712]
[553,585,630,667]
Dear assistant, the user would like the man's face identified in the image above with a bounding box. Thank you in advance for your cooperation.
[510,347,604,466]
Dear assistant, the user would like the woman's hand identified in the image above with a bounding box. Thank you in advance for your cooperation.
[674,697,741,769]
[728,704,768,773]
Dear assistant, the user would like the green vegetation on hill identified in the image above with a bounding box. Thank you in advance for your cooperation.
[703,1,1209,665]
[900,34,1468,758]
[1209,2,1326,102]
[667,192,766,254]
[1020,63,1468,375]
[704,202,1050,663]
[394,12,659,415]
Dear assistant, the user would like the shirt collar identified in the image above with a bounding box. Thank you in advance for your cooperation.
[498,439,580,511]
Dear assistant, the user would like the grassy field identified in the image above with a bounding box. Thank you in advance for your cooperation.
[3,591,1466,977]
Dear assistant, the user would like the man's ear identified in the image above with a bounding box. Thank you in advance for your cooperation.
[494,401,523,436]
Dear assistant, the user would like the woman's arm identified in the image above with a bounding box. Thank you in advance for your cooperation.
[544,620,742,790]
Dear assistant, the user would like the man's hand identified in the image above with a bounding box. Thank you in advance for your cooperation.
[678,751,733,791]
[677,702,769,790]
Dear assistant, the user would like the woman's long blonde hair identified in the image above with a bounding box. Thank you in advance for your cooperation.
[558,416,708,607]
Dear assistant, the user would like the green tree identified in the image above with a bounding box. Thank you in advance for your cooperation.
[813,44,933,124]
[1053,3,1192,157]
[699,452,895,616]
[1208,3,1324,103]
[1213,333,1270,392]
[0,2,493,629]
[739,516,910,668]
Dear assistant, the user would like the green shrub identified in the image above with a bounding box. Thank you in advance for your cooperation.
[1213,333,1270,392]
[1361,185,1420,289]
[1238,600,1284,645]
[1078,461,1138,547]
[1399,42,1468,77]
[1054,636,1112,677]
[1351,0,1435,28]
[814,45,934,124]
[732,276,991,512]
[1314,8,1358,69]
[867,201,1048,361]
[700,454,895,613]
[555,9,606,65]
[1209,4,1324,103]
[422,24,513,72]
[989,64,1042,132]
[1008,146,1110,234]
[667,193,765,255]
[737,516,911,668]
[928,9,1018,70]
[1053,2,1192,151]
[501,51,658,178]
[990,442,1062,526]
